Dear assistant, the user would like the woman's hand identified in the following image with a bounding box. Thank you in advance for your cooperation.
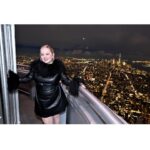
[69,77,84,97]
[7,70,20,92]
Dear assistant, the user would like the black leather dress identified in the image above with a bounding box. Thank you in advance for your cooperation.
[19,59,70,117]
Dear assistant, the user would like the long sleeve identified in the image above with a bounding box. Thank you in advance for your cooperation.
[19,68,33,83]
[60,66,80,97]
[57,59,80,96]
[57,59,71,86]
[8,61,35,92]
[61,72,71,86]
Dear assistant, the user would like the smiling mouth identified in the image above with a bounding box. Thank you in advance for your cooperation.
[44,59,49,61]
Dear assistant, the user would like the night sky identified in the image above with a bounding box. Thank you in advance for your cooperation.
[15,25,150,60]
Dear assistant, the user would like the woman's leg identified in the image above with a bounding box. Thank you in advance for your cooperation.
[42,116,54,124]
[53,114,60,124]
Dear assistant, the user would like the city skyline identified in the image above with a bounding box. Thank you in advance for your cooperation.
[15,25,150,60]
[17,55,150,124]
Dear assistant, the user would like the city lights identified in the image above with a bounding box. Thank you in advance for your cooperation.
[17,56,150,124]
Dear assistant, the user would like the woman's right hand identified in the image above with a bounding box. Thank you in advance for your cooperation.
[8,70,20,92]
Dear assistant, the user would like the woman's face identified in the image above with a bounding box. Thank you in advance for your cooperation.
[40,47,54,64]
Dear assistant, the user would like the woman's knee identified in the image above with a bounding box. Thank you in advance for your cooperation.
[53,114,60,124]
[42,116,53,124]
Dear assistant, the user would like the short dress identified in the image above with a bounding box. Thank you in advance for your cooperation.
[20,59,70,117]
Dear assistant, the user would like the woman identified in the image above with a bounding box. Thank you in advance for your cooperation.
[8,44,80,124]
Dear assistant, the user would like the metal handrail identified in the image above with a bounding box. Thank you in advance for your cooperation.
[62,84,127,124]
[79,86,127,124]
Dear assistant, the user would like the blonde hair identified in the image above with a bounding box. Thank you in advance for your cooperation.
[40,44,54,54]
[40,44,55,62]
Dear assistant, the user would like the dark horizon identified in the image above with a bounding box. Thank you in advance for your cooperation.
[15,25,150,60]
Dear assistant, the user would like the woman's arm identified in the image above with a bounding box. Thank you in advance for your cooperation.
[61,72,71,86]
[59,62,81,96]
[8,64,34,92]
[19,70,33,82]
